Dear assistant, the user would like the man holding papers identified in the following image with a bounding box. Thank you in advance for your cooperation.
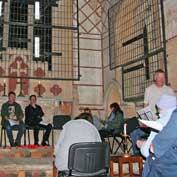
[130,69,175,155]
[137,95,177,158]
[142,95,177,177]
[1,91,25,147]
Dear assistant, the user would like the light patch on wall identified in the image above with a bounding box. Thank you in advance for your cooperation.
[78,86,103,105]
[75,68,102,85]
[80,50,102,67]
[35,37,40,58]
[35,1,40,20]
[0,1,2,16]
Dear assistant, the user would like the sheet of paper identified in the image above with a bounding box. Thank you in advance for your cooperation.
[137,106,157,121]
[9,119,19,126]
[139,119,163,131]
[39,121,48,126]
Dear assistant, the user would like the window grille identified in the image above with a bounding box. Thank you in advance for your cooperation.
[109,0,167,101]
[0,0,80,80]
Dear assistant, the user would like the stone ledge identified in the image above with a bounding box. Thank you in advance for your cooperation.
[0,158,53,171]
[0,147,54,158]
[0,170,53,177]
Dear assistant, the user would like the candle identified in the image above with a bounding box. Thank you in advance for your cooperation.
[38,81,41,97]
[3,79,6,96]
[124,123,127,135]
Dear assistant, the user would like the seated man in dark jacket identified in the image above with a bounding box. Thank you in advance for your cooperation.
[25,95,52,146]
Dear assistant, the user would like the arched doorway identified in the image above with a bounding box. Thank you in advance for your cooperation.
[104,80,122,117]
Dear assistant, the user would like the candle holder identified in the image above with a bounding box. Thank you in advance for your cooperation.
[122,134,130,158]
[18,78,24,97]
[3,81,6,96]
[38,83,42,97]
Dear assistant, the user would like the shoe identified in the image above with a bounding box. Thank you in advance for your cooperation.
[41,141,50,146]
[34,142,39,146]
[10,142,15,147]
[14,142,21,147]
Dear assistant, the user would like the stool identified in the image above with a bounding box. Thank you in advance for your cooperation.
[105,133,125,154]
[110,155,143,177]
[114,134,133,154]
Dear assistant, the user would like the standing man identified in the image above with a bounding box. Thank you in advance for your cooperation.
[144,69,175,115]
[25,95,52,146]
[1,91,25,147]
[130,69,175,155]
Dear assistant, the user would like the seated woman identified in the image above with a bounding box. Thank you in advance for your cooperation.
[99,102,124,141]
[25,95,52,146]
[54,112,101,172]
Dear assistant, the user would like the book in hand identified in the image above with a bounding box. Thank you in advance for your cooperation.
[138,119,163,131]
[137,106,157,121]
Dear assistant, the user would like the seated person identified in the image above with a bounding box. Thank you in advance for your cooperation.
[124,116,139,135]
[142,95,177,177]
[130,126,150,155]
[99,102,124,141]
[83,107,102,130]
[1,91,25,147]
[54,112,101,172]
[25,95,52,146]
[137,95,177,158]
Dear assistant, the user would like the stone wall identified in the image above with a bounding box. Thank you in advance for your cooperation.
[1,0,177,130]
[101,0,177,118]
[73,0,104,117]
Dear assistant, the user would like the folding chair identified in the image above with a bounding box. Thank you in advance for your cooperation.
[52,115,71,145]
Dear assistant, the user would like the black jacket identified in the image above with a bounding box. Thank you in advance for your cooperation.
[25,104,44,126]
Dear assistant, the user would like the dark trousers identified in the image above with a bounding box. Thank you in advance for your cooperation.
[33,123,52,144]
[3,120,26,146]
[130,127,150,155]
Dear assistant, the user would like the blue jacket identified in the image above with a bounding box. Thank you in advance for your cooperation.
[143,108,177,177]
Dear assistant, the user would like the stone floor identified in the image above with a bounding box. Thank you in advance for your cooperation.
[0,147,54,177]
[0,137,143,177]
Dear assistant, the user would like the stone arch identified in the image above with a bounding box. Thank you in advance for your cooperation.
[104,79,123,117]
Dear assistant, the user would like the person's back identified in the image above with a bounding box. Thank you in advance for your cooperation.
[55,116,101,171]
